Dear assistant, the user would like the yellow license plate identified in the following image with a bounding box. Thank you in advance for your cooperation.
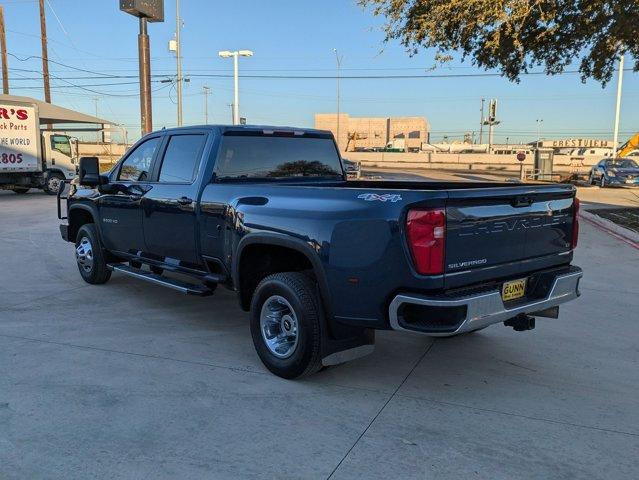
[502,278,527,301]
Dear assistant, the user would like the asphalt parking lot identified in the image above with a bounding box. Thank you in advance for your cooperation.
[1,189,638,480]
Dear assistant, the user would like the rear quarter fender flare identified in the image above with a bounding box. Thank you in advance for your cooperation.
[233,233,333,320]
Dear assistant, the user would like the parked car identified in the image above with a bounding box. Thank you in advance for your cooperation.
[589,158,639,187]
[58,125,582,379]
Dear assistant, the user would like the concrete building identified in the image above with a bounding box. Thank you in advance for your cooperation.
[314,113,429,152]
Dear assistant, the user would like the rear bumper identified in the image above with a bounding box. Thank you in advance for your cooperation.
[389,266,582,336]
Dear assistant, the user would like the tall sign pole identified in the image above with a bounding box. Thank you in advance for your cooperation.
[38,0,51,103]
[0,6,9,94]
[120,0,164,137]
[138,17,152,134]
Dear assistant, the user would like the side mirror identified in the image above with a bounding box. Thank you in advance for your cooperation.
[78,157,107,187]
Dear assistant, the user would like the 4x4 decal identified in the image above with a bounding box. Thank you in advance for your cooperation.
[357,193,403,203]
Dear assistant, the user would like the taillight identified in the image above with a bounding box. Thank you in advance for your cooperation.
[571,197,580,249]
[406,208,446,275]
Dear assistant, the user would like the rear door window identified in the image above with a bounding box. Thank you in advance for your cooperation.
[158,134,206,183]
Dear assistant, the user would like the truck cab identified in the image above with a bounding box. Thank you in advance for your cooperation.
[41,131,78,193]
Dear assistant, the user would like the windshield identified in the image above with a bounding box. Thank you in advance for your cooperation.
[606,159,639,169]
[215,134,343,180]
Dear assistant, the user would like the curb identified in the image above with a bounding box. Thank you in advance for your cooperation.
[580,209,639,250]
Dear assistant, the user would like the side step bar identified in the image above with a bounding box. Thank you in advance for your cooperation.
[108,264,214,296]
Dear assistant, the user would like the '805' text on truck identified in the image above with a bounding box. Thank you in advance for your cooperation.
[58,125,582,379]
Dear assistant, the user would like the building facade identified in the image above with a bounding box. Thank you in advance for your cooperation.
[314,113,429,152]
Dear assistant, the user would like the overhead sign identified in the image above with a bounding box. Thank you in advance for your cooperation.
[119,0,164,22]
[543,139,612,149]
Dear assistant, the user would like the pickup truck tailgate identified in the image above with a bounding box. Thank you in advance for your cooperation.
[445,186,575,278]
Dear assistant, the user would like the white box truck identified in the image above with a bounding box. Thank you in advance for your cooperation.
[0,99,77,195]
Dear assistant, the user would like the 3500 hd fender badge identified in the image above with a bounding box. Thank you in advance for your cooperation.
[357,193,403,203]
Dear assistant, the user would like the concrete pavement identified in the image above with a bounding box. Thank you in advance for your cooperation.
[0,190,638,479]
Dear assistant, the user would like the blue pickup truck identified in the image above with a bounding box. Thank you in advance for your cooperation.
[58,125,582,379]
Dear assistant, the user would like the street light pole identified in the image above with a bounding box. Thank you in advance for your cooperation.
[218,50,253,125]
[233,52,239,125]
[613,54,624,157]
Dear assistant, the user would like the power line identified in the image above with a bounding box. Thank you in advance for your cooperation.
[8,52,113,77]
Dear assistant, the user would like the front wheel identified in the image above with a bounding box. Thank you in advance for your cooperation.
[75,224,111,284]
[44,172,65,195]
[250,272,323,379]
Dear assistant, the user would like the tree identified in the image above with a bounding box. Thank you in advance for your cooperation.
[359,0,638,85]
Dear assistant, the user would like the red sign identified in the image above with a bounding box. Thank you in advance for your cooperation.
[516,151,526,162]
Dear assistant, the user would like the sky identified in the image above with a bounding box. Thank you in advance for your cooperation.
[2,0,637,144]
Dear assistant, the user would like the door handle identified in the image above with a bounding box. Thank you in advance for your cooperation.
[177,196,193,205]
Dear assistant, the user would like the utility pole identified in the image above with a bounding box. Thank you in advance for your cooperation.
[333,49,343,151]
[93,97,100,142]
[38,0,51,103]
[202,85,210,124]
[175,0,183,126]
[613,54,624,157]
[0,7,9,94]
[479,98,485,144]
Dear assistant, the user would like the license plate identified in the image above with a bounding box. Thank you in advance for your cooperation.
[502,278,527,301]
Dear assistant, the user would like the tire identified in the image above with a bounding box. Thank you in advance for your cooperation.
[250,272,323,379]
[600,176,606,188]
[43,172,65,195]
[75,224,111,284]
[11,187,29,194]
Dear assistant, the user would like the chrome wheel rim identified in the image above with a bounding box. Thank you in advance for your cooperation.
[260,295,299,359]
[76,236,94,273]
[48,176,61,192]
